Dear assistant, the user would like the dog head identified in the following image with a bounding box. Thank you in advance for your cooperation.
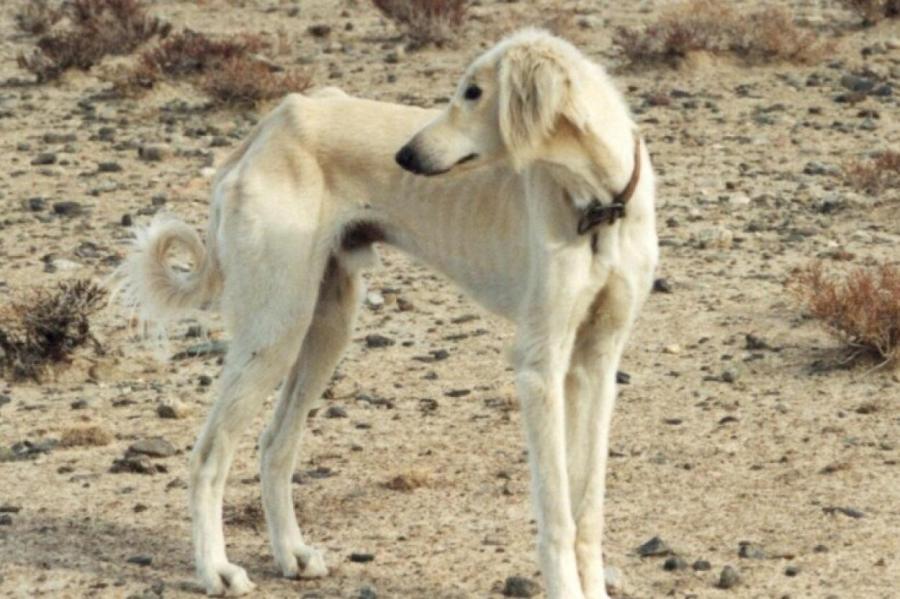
[396,29,596,176]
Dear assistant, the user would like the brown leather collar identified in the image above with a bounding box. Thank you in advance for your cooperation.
[577,136,642,235]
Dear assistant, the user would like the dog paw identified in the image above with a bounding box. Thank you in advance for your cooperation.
[279,544,328,579]
[202,562,256,596]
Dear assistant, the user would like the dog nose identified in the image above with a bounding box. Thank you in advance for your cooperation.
[395,145,419,173]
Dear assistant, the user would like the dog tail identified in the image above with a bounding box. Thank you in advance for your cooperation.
[111,213,223,338]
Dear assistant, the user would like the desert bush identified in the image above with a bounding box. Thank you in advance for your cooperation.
[616,0,829,67]
[372,0,468,48]
[201,57,311,108]
[0,280,107,381]
[839,0,900,24]
[18,0,169,82]
[843,150,900,195]
[113,29,309,107]
[14,0,63,35]
[793,261,900,366]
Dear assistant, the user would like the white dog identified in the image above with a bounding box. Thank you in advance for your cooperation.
[115,29,657,599]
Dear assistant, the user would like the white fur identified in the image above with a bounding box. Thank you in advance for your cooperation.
[114,29,657,599]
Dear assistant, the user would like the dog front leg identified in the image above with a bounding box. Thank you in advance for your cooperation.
[514,337,585,599]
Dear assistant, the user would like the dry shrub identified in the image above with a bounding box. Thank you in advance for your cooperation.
[15,0,63,35]
[840,0,900,24]
[372,0,468,48]
[202,57,311,108]
[60,425,113,447]
[617,0,829,67]
[114,29,309,107]
[843,150,900,195]
[793,262,900,366]
[0,280,107,381]
[18,0,169,82]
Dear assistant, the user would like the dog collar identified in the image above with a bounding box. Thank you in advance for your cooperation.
[577,136,642,235]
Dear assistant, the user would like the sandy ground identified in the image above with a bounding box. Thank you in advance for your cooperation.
[1,1,899,598]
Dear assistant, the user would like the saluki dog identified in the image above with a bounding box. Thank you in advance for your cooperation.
[115,29,658,599]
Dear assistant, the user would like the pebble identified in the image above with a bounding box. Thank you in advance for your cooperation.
[840,74,875,93]
[717,565,740,589]
[721,369,738,384]
[738,541,766,559]
[172,340,228,360]
[53,201,84,217]
[138,145,171,162]
[0,395,9,409]
[636,535,672,557]
[785,565,800,577]
[803,161,839,176]
[0,514,12,526]
[663,556,688,571]
[349,552,375,563]
[502,576,540,597]
[157,400,189,419]
[652,278,672,293]
[356,587,377,599]
[97,161,122,173]
[27,197,46,211]
[365,334,395,348]
[128,437,177,458]
[365,291,385,309]
[663,344,682,355]
[31,152,57,165]
[126,555,153,566]
[325,405,348,418]
[693,559,712,571]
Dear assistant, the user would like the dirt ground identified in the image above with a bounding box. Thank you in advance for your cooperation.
[1,1,898,598]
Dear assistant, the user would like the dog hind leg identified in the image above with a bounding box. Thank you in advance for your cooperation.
[260,257,362,580]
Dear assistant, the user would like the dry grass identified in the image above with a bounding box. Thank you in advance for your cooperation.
[0,280,107,381]
[843,150,900,195]
[60,425,113,448]
[14,0,63,35]
[372,0,468,48]
[17,0,169,82]
[113,29,309,108]
[201,57,312,108]
[840,0,900,24]
[793,262,900,367]
[616,0,830,67]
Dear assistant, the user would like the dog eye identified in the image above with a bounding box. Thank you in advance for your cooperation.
[463,84,482,101]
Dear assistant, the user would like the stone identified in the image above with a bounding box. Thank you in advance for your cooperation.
[53,201,84,217]
[717,565,740,589]
[128,437,177,458]
[138,145,170,162]
[502,576,540,597]
[636,536,672,557]
[365,334,395,348]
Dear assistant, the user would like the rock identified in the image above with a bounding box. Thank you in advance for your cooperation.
[502,576,540,597]
[128,437,177,458]
[803,161,839,176]
[840,74,875,93]
[110,456,158,475]
[97,161,122,173]
[27,197,46,211]
[636,536,672,557]
[0,504,21,513]
[823,506,864,519]
[663,344,681,355]
[0,514,12,526]
[738,541,766,559]
[126,555,153,566]
[604,565,624,593]
[31,152,57,165]
[365,334,395,348]
[157,400,189,419]
[652,278,672,293]
[120,214,133,227]
[198,374,213,387]
[721,369,738,384]
[356,587,377,599]
[138,145,170,162]
[663,556,688,571]
[325,405,348,418]
[53,201,84,217]
[349,552,375,563]
[744,333,771,350]
[365,291,385,309]
[717,565,740,589]
[0,395,9,409]
[172,340,228,360]
[308,24,331,37]
[785,565,800,577]
[616,370,631,385]
[695,226,733,249]
[693,559,712,571]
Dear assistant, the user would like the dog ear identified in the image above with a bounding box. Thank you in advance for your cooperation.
[498,45,586,170]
